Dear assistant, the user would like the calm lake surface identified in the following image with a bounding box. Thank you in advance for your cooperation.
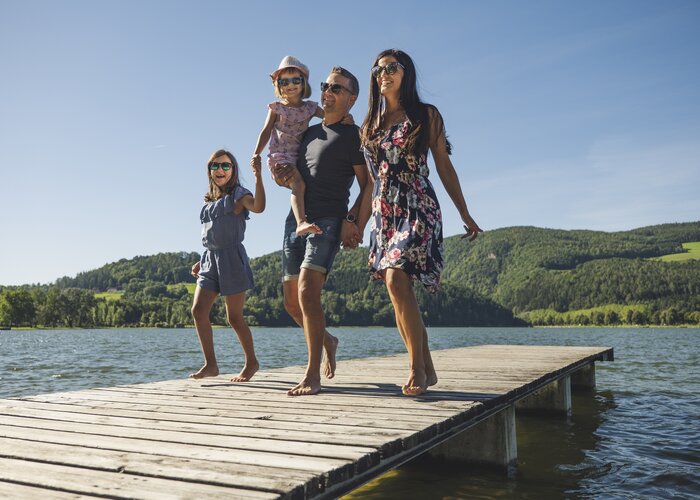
[1,327,698,499]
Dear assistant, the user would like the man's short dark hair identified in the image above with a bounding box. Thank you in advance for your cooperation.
[331,66,359,96]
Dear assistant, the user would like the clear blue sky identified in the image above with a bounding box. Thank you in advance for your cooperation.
[1,0,699,286]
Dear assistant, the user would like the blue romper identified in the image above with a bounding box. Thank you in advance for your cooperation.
[197,186,254,296]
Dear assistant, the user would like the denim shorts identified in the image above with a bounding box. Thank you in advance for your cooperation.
[282,214,342,281]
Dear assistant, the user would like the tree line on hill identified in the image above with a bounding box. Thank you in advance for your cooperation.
[1,222,699,328]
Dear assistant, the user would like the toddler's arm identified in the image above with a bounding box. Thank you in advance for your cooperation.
[252,108,278,174]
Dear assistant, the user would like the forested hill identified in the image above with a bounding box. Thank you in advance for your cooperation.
[3,222,699,327]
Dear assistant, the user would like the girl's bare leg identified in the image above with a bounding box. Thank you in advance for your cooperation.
[224,291,259,382]
[190,286,220,379]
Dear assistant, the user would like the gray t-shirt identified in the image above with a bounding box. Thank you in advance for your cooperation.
[296,122,365,220]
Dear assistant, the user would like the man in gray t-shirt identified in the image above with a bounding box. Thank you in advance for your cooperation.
[270,66,372,396]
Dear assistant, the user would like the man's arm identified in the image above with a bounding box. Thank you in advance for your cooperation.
[341,162,373,249]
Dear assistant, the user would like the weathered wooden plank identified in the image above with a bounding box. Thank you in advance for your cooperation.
[0,425,355,474]
[0,436,314,497]
[0,405,411,450]
[0,481,84,499]
[0,457,277,499]
[15,396,446,431]
[0,414,377,462]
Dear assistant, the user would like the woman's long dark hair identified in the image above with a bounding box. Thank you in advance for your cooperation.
[360,49,451,162]
[204,149,240,202]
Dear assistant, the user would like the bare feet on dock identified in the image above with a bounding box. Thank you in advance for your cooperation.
[230,361,259,382]
[322,334,339,379]
[402,369,427,396]
[296,221,323,236]
[189,364,219,379]
[287,376,321,396]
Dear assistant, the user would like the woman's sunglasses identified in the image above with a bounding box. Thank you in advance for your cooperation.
[209,162,234,171]
[320,82,351,95]
[277,76,304,87]
[371,61,405,78]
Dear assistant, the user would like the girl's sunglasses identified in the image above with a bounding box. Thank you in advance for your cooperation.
[371,61,405,78]
[209,162,234,171]
[320,82,351,95]
[277,77,304,87]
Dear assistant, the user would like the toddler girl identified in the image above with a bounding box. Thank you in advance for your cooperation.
[251,55,323,236]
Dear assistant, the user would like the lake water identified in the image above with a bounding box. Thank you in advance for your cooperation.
[1,327,698,498]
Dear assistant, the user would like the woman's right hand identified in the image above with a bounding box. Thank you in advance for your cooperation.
[191,261,201,278]
[461,215,483,241]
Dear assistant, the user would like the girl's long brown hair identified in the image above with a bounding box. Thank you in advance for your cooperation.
[359,49,451,163]
[204,149,240,202]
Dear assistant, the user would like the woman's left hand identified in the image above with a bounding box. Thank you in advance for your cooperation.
[461,215,483,241]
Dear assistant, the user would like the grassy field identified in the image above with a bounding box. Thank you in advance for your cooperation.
[168,283,197,294]
[94,291,123,301]
[656,242,700,262]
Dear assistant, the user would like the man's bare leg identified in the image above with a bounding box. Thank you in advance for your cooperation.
[287,268,326,396]
[283,279,338,379]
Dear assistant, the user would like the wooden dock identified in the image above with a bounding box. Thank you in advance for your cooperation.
[0,344,613,499]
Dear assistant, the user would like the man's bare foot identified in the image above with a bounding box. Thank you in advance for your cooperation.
[322,334,339,379]
[230,361,259,382]
[189,364,219,379]
[402,368,427,396]
[296,221,323,236]
[287,376,321,396]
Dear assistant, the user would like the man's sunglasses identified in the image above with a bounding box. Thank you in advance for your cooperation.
[371,61,405,78]
[209,162,234,171]
[320,82,351,95]
[277,76,304,87]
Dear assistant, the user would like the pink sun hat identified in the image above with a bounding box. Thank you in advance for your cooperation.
[270,55,310,81]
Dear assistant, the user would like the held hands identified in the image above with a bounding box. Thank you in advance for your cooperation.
[191,261,201,278]
[340,220,362,249]
[250,154,262,179]
[461,215,483,242]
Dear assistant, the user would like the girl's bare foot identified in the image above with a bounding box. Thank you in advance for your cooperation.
[296,221,323,236]
[287,376,321,396]
[402,368,427,396]
[322,334,339,379]
[189,364,219,379]
[230,361,259,382]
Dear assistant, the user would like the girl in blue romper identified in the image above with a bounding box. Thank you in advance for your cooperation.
[189,149,265,382]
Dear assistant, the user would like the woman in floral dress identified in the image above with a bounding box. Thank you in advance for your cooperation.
[360,49,482,396]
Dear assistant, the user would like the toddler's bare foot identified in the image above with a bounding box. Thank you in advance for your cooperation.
[322,334,339,379]
[189,364,219,379]
[402,368,427,396]
[230,361,259,382]
[287,376,321,396]
[296,221,323,236]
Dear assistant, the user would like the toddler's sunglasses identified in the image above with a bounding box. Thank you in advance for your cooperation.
[209,162,234,171]
[371,61,405,78]
[277,77,304,87]
[320,82,351,95]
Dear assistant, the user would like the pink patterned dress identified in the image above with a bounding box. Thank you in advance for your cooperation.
[364,119,444,293]
[267,100,319,168]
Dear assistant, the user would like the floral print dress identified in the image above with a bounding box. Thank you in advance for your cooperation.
[364,119,444,292]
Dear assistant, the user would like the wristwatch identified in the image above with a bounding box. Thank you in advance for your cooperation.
[345,213,357,223]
